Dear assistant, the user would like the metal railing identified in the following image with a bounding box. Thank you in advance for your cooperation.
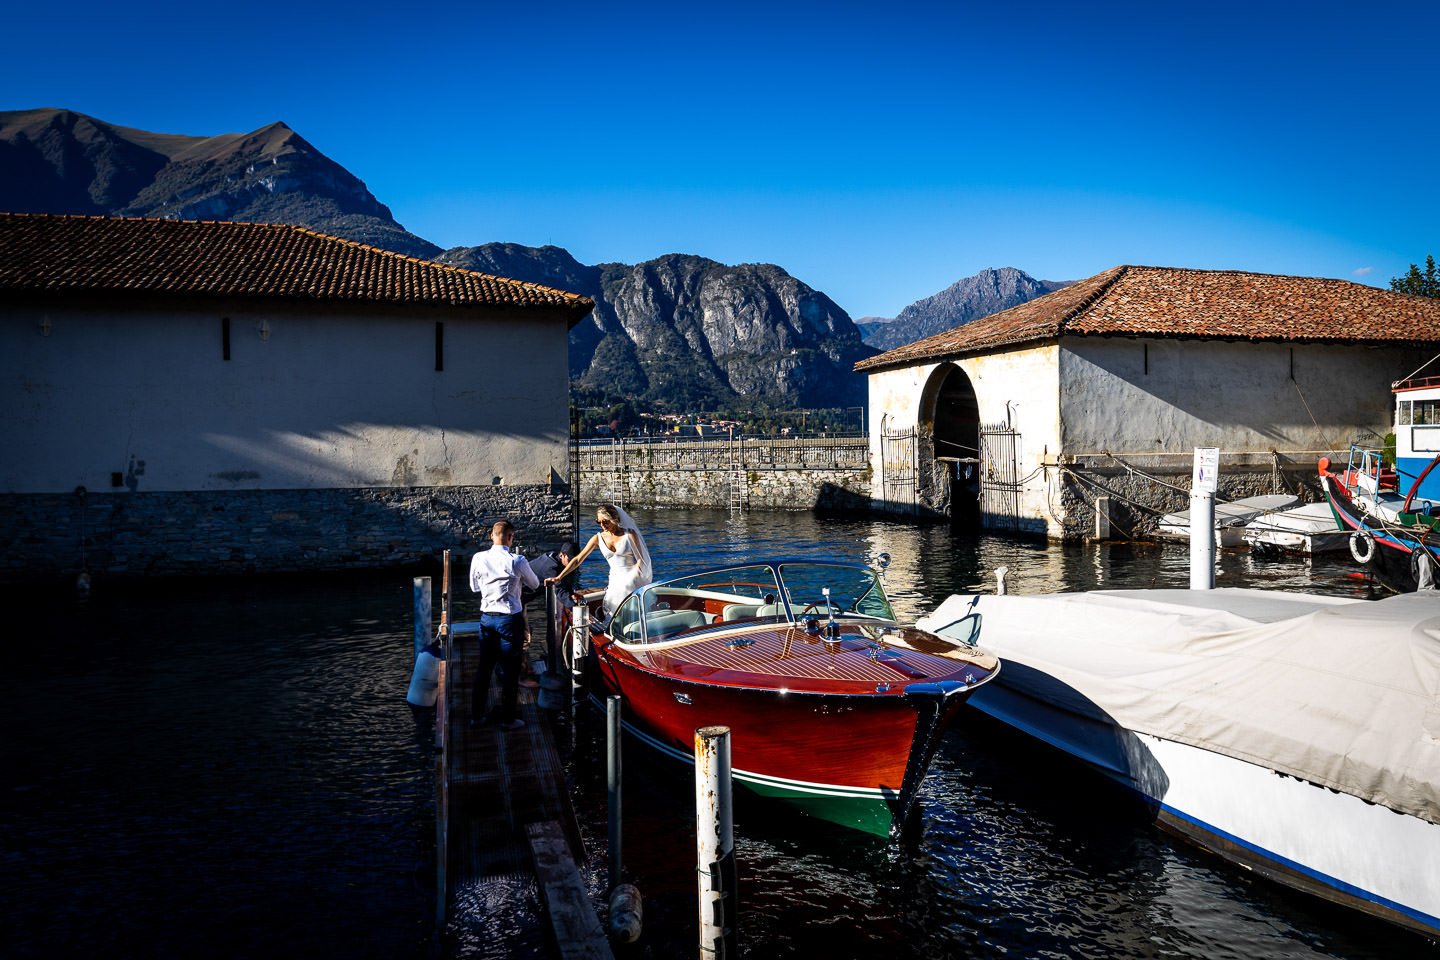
[573,435,869,473]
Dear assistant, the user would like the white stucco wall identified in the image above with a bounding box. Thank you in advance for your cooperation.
[3,299,573,494]
[866,344,1061,525]
[1057,338,1418,454]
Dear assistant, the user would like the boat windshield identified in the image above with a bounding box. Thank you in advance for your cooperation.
[777,562,896,623]
[614,564,786,644]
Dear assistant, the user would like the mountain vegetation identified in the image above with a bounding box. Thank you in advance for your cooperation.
[437,245,876,411]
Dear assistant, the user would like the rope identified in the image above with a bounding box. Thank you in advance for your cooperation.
[1057,465,1143,540]
[1396,351,1440,386]
[1290,379,1339,455]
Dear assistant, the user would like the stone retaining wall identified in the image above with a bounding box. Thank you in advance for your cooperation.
[1056,452,1327,541]
[1,485,573,584]
[577,464,873,511]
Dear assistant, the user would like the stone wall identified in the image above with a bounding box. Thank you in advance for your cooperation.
[574,437,872,510]
[1,485,573,584]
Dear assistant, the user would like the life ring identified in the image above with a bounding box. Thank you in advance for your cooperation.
[1349,529,1376,565]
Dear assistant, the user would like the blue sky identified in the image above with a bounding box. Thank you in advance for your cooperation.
[6,1,1436,318]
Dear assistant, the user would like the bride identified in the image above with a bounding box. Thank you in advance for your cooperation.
[545,504,652,618]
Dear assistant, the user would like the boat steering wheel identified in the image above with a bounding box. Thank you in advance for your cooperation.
[800,598,845,615]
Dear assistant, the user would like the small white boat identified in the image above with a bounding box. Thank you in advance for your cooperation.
[1242,501,1348,556]
[918,587,1440,939]
[1155,494,1297,546]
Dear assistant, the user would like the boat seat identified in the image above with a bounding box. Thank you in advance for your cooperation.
[643,609,708,641]
[722,602,783,621]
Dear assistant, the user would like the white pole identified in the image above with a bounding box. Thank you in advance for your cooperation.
[696,725,736,959]
[571,604,589,700]
[413,576,431,658]
[1190,447,1218,590]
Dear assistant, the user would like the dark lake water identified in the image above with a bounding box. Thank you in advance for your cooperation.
[4,507,1430,958]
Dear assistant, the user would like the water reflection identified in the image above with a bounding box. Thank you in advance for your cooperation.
[0,509,1405,960]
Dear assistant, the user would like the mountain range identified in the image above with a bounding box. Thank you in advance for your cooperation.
[0,108,1069,410]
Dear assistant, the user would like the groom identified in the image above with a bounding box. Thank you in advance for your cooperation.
[469,520,539,731]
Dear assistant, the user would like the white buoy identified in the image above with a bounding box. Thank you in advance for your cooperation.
[994,566,1009,595]
[406,641,443,707]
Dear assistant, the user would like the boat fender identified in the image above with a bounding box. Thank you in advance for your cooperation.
[406,641,444,708]
[1413,549,1437,591]
[1349,530,1376,565]
[608,882,643,943]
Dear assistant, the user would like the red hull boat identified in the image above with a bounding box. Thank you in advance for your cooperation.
[584,559,999,837]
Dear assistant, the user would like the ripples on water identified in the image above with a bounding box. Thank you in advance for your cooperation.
[2,508,1427,958]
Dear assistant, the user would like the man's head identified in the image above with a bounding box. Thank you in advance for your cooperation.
[491,520,514,546]
[559,540,579,563]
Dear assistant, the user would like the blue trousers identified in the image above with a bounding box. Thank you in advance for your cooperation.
[472,611,525,723]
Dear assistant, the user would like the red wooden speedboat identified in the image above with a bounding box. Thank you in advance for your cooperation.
[585,559,999,837]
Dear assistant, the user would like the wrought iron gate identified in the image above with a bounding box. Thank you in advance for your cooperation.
[880,421,917,515]
[979,421,1021,531]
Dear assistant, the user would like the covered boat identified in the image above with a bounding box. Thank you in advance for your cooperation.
[587,559,999,837]
[1156,494,1297,546]
[918,587,1440,939]
[1241,500,1348,556]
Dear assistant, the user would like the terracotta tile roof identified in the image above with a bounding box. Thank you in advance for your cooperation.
[0,213,594,318]
[856,264,1440,372]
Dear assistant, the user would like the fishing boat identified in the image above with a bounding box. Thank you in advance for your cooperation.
[1155,494,1297,546]
[585,558,999,837]
[1241,500,1348,556]
[1317,371,1440,591]
[918,587,1440,939]
[1319,446,1440,593]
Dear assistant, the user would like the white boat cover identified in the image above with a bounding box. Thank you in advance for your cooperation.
[917,588,1440,825]
[1158,494,1298,532]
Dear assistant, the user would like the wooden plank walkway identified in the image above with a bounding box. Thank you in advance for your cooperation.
[440,620,610,958]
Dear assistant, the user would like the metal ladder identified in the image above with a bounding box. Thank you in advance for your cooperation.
[728,435,747,512]
[608,438,626,507]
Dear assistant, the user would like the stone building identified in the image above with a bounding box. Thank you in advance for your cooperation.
[856,265,1440,540]
[0,213,593,582]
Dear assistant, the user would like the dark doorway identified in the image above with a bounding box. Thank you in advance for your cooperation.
[927,365,980,527]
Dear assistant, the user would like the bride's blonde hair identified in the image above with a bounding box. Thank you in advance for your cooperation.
[596,504,624,528]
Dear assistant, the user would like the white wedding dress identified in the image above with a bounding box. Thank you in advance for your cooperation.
[597,507,652,616]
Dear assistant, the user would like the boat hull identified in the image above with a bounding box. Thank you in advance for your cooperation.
[969,680,1440,939]
[1320,474,1440,592]
[590,651,971,836]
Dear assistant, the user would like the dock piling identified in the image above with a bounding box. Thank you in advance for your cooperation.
[1190,447,1218,590]
[696,725,738,960]
[607,695,622,892]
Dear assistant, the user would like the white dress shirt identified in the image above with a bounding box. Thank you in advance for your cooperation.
[470,544,540,615]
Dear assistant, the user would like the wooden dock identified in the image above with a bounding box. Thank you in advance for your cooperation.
[436,618,613,959]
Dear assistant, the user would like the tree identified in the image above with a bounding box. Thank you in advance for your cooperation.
[1391,255,1440,298]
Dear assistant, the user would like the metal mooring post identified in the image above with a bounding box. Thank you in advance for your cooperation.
[696,725,737,959]
[607,695,623,891]
[413,576,431,659]
[1190,447,1218,590]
